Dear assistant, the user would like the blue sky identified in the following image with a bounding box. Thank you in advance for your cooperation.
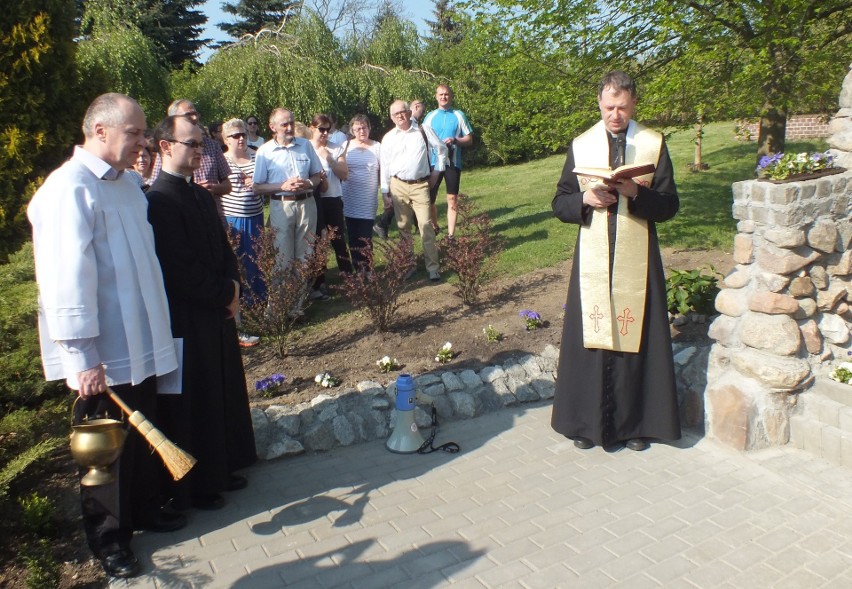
[199,1,435,61]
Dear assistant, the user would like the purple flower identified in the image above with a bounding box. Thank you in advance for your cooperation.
[255,373,286,393]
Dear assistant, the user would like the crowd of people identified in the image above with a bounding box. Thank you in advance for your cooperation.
[25,85,475,579]
[26,70,683,581]
[130,85,475,340]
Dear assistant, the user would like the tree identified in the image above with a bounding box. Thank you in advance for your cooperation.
[79,0,208,67]
[0,0,81,260]
[463,0,852,157]
[76,24,171,120]
[176,9,433,138]
[218,0,302,39]
[426,0,463,45]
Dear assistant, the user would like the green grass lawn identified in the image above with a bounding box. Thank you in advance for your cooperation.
[444,121,828,277]
[304,122,828,327]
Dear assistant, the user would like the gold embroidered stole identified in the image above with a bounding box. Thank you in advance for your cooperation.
[575,120,662,353]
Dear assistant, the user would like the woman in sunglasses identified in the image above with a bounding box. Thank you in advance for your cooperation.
[244,115,265,150]
[222,118,264,346]
[310,113,352,297]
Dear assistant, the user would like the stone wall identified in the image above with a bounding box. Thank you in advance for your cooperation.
[706,170,852,450]
[250,341,711,459]
[736,114,830,142]
[828,64,852,169]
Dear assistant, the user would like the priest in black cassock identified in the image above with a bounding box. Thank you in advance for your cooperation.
[551,71,681,451]
[147,115,256,510]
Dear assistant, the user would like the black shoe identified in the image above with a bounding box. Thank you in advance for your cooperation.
[573,437,594,450]
[140,507,188,533]
[192,493,225,510]
[373,224,388,239]
[100,549,141,578]
[226,474,248,492]
[625,438,648,451]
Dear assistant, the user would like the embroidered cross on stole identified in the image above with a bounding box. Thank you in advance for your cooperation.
[574,120,662,353]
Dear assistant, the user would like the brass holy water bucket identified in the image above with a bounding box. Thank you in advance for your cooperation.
[69,400,126,486]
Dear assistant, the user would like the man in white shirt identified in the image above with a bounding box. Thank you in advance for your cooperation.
[28,93,182,579]
[253,108,324,268]
[380,100,448,281]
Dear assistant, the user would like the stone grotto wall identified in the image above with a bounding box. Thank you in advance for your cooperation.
[705,62,852,452]
[829,64,852,169]
[706,171,852,450]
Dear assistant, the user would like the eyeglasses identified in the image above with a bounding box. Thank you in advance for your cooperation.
[317,127,330,134]
[391,110,410,118]
[228,132,247,139]
[247,121,258,125]
[180,111,199,119]
[170,139,203,149]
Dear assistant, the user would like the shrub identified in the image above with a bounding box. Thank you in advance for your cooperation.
[0,244,64,412]
[0,438,63,504]
[1,0,82,261]
[19,493,56,537]
[240,226,334,357]
[24,538,60,589]
[334,237,416,333]
[437,194,504,304]
[666,266,722,316]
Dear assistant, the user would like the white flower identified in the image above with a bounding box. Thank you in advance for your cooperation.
[435,356,441,362]
[314,373,323,383]
[442,342,452,351]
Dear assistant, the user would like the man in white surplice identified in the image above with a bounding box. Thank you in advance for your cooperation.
[27,93,181,579]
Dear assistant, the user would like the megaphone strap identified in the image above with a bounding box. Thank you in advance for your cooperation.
[417,405,460,454]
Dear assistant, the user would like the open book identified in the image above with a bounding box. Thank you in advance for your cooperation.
[573,162,656,181]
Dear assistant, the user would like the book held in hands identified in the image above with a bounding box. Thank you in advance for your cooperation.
[573,162,656,181]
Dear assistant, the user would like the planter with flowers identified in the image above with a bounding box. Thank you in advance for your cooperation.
[755,151,844,183]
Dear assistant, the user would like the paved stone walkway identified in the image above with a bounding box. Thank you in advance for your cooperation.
[115,402,852,588]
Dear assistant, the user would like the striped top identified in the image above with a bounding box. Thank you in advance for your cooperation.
[222,153,263,217]
[341,141,381,220]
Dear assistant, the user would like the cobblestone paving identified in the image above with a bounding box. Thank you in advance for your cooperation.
[115,402,852,588]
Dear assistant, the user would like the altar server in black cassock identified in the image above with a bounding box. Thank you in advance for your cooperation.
[146,115,256,509]
[551,71,681,451]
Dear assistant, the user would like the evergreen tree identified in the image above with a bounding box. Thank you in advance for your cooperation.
[79,0,207,67]
[218,0,303,39]
[425,0,462,45]
[0,0,81,260]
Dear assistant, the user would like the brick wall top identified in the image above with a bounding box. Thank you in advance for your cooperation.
[735,114,831,142]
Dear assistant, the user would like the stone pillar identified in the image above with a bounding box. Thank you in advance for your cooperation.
[828,63,852,169]
[706,172,852,450]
